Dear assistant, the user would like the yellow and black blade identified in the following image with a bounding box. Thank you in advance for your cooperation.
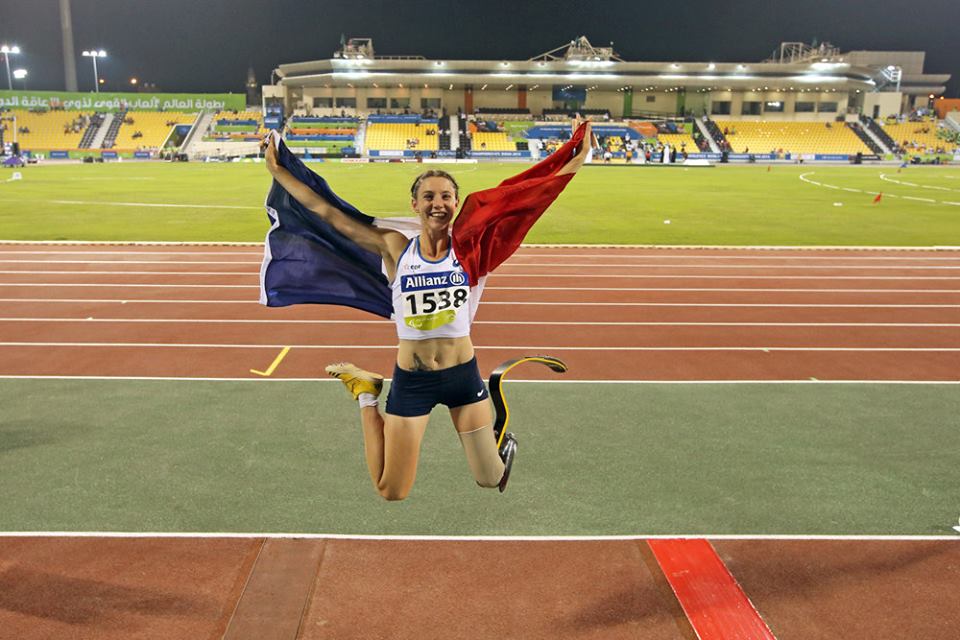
[489,355,568,449]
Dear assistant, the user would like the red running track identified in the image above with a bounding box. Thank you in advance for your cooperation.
[0,244,958,381]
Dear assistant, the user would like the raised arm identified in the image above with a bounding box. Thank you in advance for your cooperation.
[262,135,407,265]
[556,117,592,176]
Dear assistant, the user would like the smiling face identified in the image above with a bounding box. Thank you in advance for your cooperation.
[411,176,459,231]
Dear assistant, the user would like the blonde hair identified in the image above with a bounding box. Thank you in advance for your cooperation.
[410,170,459,200]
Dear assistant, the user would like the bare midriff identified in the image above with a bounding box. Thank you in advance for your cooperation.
[396,335,475,371]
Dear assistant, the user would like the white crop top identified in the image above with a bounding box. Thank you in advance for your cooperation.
[390,236,483,340]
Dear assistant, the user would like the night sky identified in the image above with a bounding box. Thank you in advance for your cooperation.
[1,0,957,97]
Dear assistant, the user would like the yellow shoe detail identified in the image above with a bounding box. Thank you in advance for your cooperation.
[325,362,384,400]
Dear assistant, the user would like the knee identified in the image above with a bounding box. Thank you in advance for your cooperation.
[378,484,410,501]
[475,470,503,489]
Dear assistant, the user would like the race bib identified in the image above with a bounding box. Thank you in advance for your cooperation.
[400,270,470,330]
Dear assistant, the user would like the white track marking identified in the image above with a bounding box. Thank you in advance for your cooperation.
[5,284,960,292]
[3,240,960,252]
[0,260,262,265]
[3,298,958,308]
[3,317,958,328]
[7,262,960,270]
[3,250,960,261]
[6,274,960,284]
[880,173,960,193]
[38,198,262,210]
[0,531,956,541]
[800,171,960,206]
[513,254,960,260]
[1,342,957,352]
[0,283,259,288]
[1,376,958,385]
[0,250,264,256]
[489,286,960,293]
[480,301,960,307]
[0,271,258,276]
[62,177,157,181]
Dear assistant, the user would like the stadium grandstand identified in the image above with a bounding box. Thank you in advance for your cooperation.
[1,37,957,164]
[255,36,955,164]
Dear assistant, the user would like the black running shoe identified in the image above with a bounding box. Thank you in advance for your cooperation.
[498,432,518,493]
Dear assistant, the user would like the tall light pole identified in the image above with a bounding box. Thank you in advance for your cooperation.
[81,49,107,92]
[60,0,78,91]
[1,45,21,90]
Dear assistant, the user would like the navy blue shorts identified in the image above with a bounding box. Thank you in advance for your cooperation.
[385,357,489,417]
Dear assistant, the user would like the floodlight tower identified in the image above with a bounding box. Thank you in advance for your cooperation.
[82,49,107,92]
[1,45,21,90]
[13,68,27,90]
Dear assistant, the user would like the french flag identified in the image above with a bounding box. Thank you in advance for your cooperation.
[259,123,588,318]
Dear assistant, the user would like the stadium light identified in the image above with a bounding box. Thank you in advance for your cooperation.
[1,44,21,90]
[81,49,108,93]
[130,77,138,85]
[12,68,26,89]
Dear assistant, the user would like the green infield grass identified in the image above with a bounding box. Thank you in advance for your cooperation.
[1,379,957,535]
[1,161,959,245]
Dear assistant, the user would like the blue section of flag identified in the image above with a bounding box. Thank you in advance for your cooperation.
[260,139,394,318]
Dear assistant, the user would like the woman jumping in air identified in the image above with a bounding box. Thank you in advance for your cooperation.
[261,118,591,500]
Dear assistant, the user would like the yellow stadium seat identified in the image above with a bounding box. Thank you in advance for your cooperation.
[364,122,439,152]
[715,120,870,155]
[881,122,958,153]
[657,133,698,153]
[472,131,515,151]
[112,111,197,151]
[9,109,91,151]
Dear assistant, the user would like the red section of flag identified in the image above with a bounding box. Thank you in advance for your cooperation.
[452,123,587,283]
[873,192,883,204]
[648,539,777,640]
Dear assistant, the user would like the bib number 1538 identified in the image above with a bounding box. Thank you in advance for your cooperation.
[404,287,468,316]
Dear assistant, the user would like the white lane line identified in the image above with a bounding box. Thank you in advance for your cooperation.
[880,173,960,193]
[1,376,958,385]
[3,250,959,261]
[3,240,958,252]
[0,251,265,256]
[0,531,957,541]
[514,254,960,260]
[3,298,959,308]
[8,263,960,271]
[6,276,960,285]
[1,342,957,352]
[801,170,960,206]
[8,286,960,294]
[50,199,261,210]
[0,260,263,265]
[62,177,158,181]
[0,271,258,276]
[0,283,259,288]
[3,317,958,328]
[491,286,960,293]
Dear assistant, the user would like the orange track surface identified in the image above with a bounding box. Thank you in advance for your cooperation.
[0,244,958,381]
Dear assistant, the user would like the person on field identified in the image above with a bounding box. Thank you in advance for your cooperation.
[261,119,591,501]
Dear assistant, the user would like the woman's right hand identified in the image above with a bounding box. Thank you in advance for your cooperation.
[261,133,280,175]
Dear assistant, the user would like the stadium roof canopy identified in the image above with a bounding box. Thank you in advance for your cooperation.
[272,37,948,96]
